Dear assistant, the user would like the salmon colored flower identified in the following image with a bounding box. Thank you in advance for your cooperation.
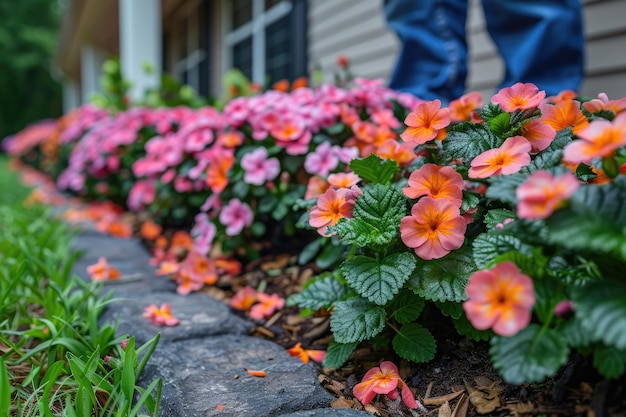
[206,151,235,193]
[562,112,626,164]
[140,219,162,241]
[217,131,244,148]
[156,261,179,276]
[175,268,203,295]
[327,172,361,189]
[309,188,356,236]
[179,250,217,286]
[540,100,589,135]
[168,230,193,258]
[519,117,556,153]
[546,89,577,104]
[305,176,330,200]
[353,361,419,409]
[582,92,626,115]
[287,342,326,364]
[87,257,121,281]
[400,197,466,260]
[400,99,451,144]
[97,219,133,239]
[375,139,418,166]
[491,82,546,112]
[449,91,483,122]
[516,170,580,219]
[403,164,464,206]
[249,292,285,321]
[143,303,180,326]
[229,286,258,311]
[468,136,531,178]
[463,261,535,336]
[215,258,242,276]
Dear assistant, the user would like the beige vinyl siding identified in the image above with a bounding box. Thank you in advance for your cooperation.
[307,0,399,83]
[307,0,626,99]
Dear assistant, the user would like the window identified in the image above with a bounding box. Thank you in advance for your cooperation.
[224,0,307,86]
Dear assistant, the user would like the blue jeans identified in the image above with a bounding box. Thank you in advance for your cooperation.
[384,0,585,103]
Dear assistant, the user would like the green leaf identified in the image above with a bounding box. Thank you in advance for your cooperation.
[392,323,437,363]
[330,298,386,343]
[322,341,359,369]
[453,314,494,341]
[460,191,481,213]
[441,123,502,163]
[435,301,463,319]
[575,163,597,182]
[315,240,345,270]
[572,280,626,349]
[298,238,322,265]
[287,273,348,310]
[484,173,527,205]
[472,232,534,269]
[408,247,476,302]
[488,112,511,137]
[559,318,592,348]
[483,209,516,230]
[0,359,10,417]
[490,324,569,384]
[121,337,137,405]
[349,154,400,185]
[479,103,505,123]
[546,182,626,259]
[342,253,417,305]
[329,184,406,247]
[389,289,425,324]
[593,345,626,379]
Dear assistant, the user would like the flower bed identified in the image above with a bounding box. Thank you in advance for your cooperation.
[5,77,626,410]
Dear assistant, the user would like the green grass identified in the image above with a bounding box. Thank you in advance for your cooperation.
[0,156,161,416]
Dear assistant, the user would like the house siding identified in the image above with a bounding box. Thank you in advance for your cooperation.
[307,0,626,99]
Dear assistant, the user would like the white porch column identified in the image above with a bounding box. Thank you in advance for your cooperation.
[119,0,162,101]
[80,45,106,103]
[63,78,81,112]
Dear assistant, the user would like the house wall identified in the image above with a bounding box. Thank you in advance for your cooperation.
[307,0,626,100]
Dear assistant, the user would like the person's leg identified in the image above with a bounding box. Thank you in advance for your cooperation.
[384,0,469,104]
[481,0,585,96]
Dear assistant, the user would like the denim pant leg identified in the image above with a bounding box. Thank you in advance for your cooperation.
[384,0,469,104]
[481,0,585,95]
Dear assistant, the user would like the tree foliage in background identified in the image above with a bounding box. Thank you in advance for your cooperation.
[0,0,62,141]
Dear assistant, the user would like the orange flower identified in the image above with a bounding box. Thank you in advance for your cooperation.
[206,151,235,193]
[287,342,326,364]
[449,91,483,122]
[540,100,588,134]
[463,262,535,336]
[143,303,180,326]
[249,293,285,321]
[375,139,418,167]
[400,99,451,144]
[546,89,577,104]
[309,188,355,236]
[215,257,242,276]
[516,170,580,219]
[400,197,467,260]
[582,92,626,115]
[179,250,217,286]
[403,164,464,207]
[140,219,162,240]
[229,286,258,311]
[563,112,626,164]
[272,79,289,92]
[491,82,545,112]
[519,117,556,153]
[87,257,121,281]
[304,176,330,199]
[156,261,179,276]
[168,230,193,258]
[468,136,531,178]
[175,268,203,295]
[353,361,419,409]
[217,131,244,148]
[291,77,308,90]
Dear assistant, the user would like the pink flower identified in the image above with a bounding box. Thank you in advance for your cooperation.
[219,198,254,236]
[249,293,285,320]
[191,213,217,255]
[240,147,280,185]
[304,141,339,177]
[468,136,531,178]
[353,361,419,409]
[309,188,355,236]
[143,303,180,326]
[400,197,466,260]
[562,112,626,164]
[516,170,580,219]
[491,82,546,112]
[229,286,258,311]
[463,262,535,336]
[400,99,451,144]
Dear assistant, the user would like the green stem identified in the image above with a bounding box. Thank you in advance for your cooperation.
[531,309,554,351]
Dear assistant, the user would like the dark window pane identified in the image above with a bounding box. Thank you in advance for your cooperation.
[232,0,252,29]
[265,15,290,83]
[233,37,253,81]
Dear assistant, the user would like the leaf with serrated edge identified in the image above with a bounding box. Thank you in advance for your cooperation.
[342,253,416,305]
[490,324,569,384]
[322,340,359,369]
[389,289,425,324]
[409,247,475,302]
[330,298,386,344]
[287,274,348,310]
[593,345,626,379]
[350,154,400,185]
[392,323,436,363]
[572,280,626,349]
